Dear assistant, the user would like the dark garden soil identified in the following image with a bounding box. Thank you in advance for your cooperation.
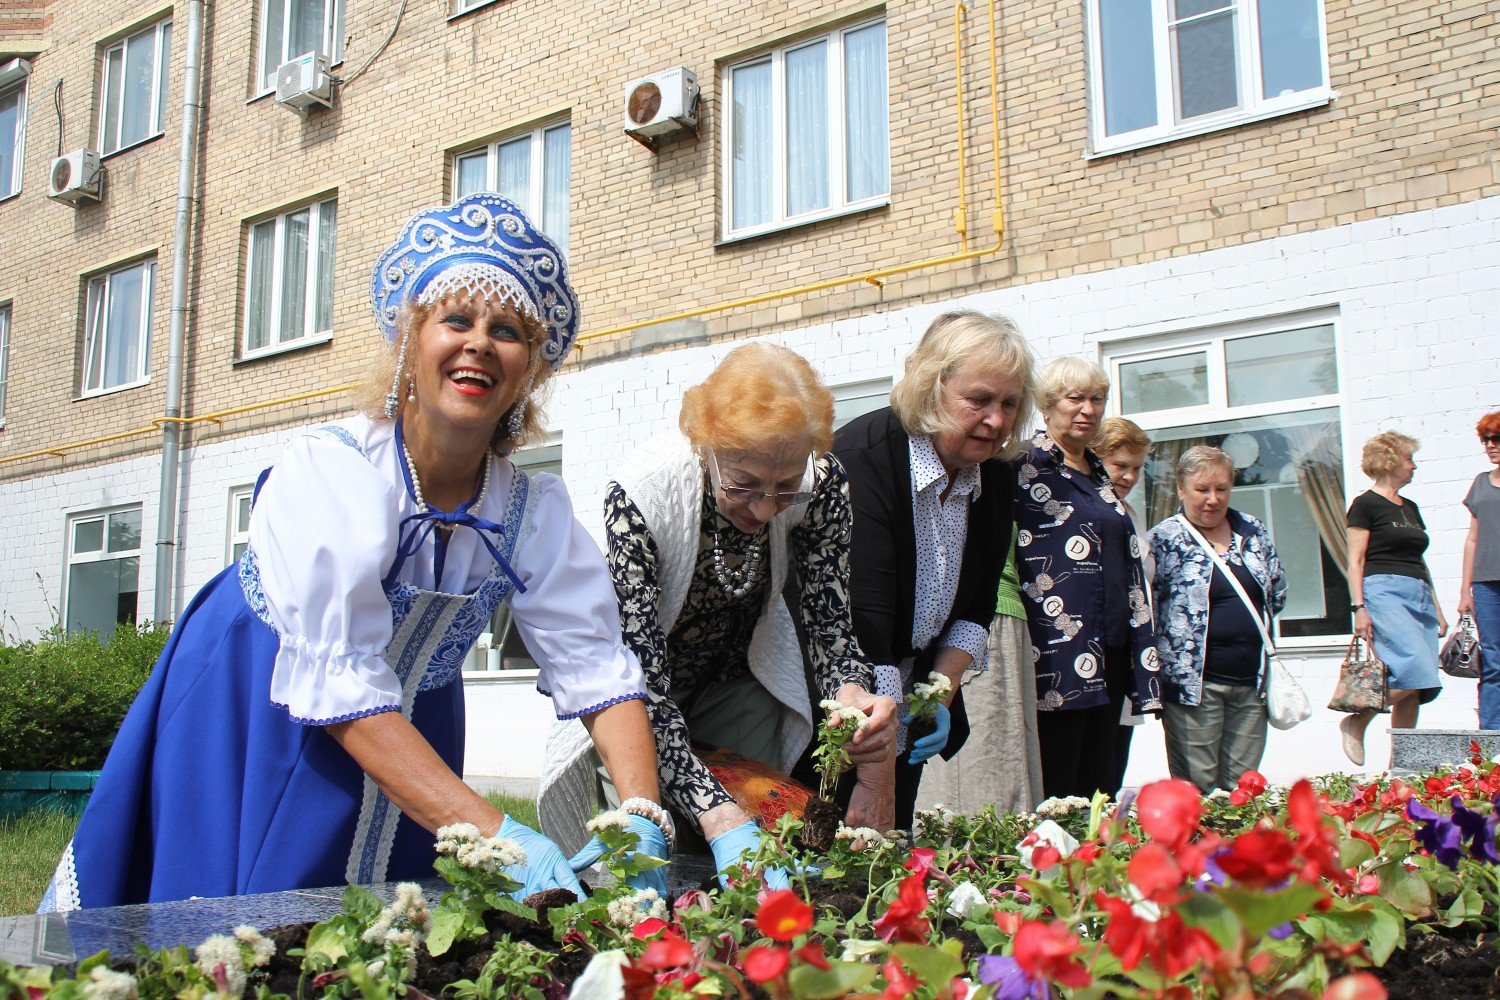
[1374,923,1500,998]
[800,796,844,854]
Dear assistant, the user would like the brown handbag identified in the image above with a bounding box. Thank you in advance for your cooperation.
[1327,636,1389,714]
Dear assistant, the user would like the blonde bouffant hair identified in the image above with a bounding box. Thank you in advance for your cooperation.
[889,311,1037,461]
[359,296,553,452]
[1094,417,1152,457]
[679,343,834,454]
[1361,431,1419,479]
[1034,356,1110,415]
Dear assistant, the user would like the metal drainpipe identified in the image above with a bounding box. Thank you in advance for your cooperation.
[152,0,206,623]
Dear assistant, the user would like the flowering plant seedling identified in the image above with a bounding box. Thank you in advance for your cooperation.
[299,882,432,997]
[424,823,531,956]
[811,699,868,801]
[905,670,952,723]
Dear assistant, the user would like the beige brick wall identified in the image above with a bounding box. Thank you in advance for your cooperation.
[0,0,1496,479]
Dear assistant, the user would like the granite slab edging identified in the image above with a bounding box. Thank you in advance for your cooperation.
[1389,728,1500,772]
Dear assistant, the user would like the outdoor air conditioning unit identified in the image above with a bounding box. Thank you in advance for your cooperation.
[275,51,333,113]
[622,67,699,142]
[49,149,103,204]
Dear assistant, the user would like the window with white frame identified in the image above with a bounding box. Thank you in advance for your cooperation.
[99,19,172,155]
[0,60,28,199]
[228,484,255,564]
[833,377,892,429]
[243,196,337,356]
[257,0,343,93]
[65,506,142,637]
[1105,314,1350,641]
[722,17,890,239]
[477,437,563,672]
[454,120,571,255]
[0,303,10,421]
[82,258,155,395]
[1085,0,1329,154]
[452,0,494,14]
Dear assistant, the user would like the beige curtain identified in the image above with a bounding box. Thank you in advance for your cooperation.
[1146,437,1192,527]
[1283,422,1349,580]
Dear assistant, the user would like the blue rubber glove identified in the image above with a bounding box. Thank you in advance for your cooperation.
[498,815,586,902]
[565,814,670,896]
[708,820,791,890]
[907,702,951,766]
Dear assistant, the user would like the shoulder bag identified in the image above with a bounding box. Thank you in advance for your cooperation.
[1327,636,1389,714]
[1175,515,1311,730]
[1440,614,1482,680]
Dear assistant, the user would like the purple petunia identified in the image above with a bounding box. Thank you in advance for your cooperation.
[1448,795,1500,865]
[976,955,1050,1000]
[1406,798,1465,870]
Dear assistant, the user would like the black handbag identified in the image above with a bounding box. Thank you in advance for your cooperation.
[1440,614,1482,680]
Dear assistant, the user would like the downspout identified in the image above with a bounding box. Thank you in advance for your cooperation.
[152,0,206,623]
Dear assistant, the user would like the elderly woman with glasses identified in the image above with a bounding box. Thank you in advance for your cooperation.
[834,312,1034,828]
[540,343,895,884]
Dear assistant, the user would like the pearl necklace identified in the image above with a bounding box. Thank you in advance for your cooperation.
[710,524,767,601]
[401,438,490,515]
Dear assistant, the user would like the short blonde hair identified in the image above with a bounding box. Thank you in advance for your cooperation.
[889,311,1037,461]
[1176,445,1235,487]
[1035,356,1110,415]
[1361,431,1418,479]
[1094,417,1151,457]
[679,343,834,454]
[359,295,553,452]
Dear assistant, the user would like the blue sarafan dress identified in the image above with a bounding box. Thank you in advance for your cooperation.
[42,417,646,911]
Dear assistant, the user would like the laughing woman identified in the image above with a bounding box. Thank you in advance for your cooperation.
[43,195,665,911]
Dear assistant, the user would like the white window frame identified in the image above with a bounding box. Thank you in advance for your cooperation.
[832,376,892,429]
[0,302,10,426]
[1103,309,1348,647]
[451,0,496,14]
[241,196,337,359]
[0,59,30,200]
[98,18,172,156]
[255,0,344,95]
[1084,0,1333,157]
[452,118,571,254]
[63,504,143,636]
[81,258,155,397]
[720,16,891,242]
[227,483,255,564]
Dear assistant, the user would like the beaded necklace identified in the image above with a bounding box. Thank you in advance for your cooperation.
[401,436,490,515]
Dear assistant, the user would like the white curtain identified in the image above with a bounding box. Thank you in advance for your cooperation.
[280,209,309,344]
[315,200,337,335]
[498,137,531,215]
[103,264,147,390]
[246,220,275,351]
[785,41,828,218]
[120,29,156,148]
[543,124,571,254]
[731,61,772,230]
[0,89,18,196]
[844,22,889,203]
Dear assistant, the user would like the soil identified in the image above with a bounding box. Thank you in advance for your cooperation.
[1374,923,1500,998]
[800,795,843,853]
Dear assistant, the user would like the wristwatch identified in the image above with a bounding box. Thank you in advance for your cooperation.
[1350,603,1365,611]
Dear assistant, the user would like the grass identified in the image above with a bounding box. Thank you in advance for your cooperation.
[0,790,540,918]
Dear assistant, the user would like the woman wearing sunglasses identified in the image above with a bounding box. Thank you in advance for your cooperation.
[539,343,895,883]
[1459,411,1500,728]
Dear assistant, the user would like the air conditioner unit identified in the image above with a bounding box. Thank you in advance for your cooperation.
[49,149,103,204]
[622,67,699,140]
[275,51,333,113]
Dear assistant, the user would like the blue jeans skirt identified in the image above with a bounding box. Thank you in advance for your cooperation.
[1364,574,1441,701]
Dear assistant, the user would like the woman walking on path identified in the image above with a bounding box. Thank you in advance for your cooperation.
[1458,412,1500,729]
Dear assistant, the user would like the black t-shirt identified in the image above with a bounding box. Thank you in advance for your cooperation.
[1346,490,1430,582]
[1204,555,1266,687]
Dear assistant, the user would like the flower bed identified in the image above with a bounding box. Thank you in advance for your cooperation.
[8,746,1500,998]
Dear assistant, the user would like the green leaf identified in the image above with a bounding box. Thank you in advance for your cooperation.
[341,883,384,921]
[489,896,540,923]
[787,961,878,997]
[1366,902,1406,964]
[1214,883,1326,939]
[73,950,112,975]
[1373,860,1434,917]
[892,943,964,987]
[1177,891,1244,950]
[303,921,351,962]
[427,900,468,957]
[1441,887,1485,927]
[1338,835,1376,870]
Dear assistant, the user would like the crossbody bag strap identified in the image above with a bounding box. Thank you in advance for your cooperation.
[1175,514,1276,654]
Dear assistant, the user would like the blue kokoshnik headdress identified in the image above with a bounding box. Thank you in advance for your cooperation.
[370,193,579,369]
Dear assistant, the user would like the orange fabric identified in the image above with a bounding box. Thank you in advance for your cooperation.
[696,748,815,828]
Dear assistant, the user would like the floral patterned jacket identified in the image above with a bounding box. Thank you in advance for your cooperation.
[1148,509,1289,707]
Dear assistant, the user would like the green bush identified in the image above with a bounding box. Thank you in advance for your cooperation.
[0,622,169,771]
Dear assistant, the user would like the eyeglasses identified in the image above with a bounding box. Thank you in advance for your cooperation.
[1483,434,1500,445]
[708,451,815,508]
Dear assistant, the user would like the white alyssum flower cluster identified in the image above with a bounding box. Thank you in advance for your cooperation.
[834,824,888,851]
[195,935,249,996]
[818,699,869,730]
[435,823,527,873]
[605,888,668,928]
[1032,795,1092,819]
[83,966,138,1000]
[233,925,276,967]
[912,672,953,702]
[586,809,632,834]
[362,882,433,952]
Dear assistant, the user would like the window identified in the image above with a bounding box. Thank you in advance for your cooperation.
[0,303,9,422]
[1105,315,1349,642]
[1085,0,1329,154]
[228,484,254,564]
[722,17,890,239]
[82,258,155,395]
[832,377,892,429]
[0,59,29,199]
[454,121,571,255]
[243,196,337,356]
[257,0,343,93]
[452,0,494,13]
[477,438,563,672]
[99,19,172,155]
[65,506,142,637]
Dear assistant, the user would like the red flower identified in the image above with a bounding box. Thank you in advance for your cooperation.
[1229,769,1268,806]
[1073,840,1102,863]
[881,957,919,999]
[631,917,669,939]
[1136,779,1202,851]
[794,942,831,971]
[1095,893,1151,970]
[1030,844,1062,871]
[993,909,1023,935]
[1324,972,1388,1000]
[1216,828,1298,888]
[874,874,932,943]
[1095,892,1220,977]
[1012,920,1091,988]
[905,847,937,876]
[755,889,814,942]
[1287,779,1349,884]
[1127,842,1184,905]
[639,931,694,971]
[742,945,791,984]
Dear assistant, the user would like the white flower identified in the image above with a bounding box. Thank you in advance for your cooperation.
[392,883,432,930]
[232,925,275,968]
[820,701,869,731]
[946,882,987,920]
[839,939,887,962]
[195,935,247,996]
[568,950,630,999]
[1033,796,1091,819]
[819,699,844,713]
[1018,819,1078,871]
[436,825,526,872]
[1206,788,1232,801]
[362,884,432,951]
[605,888,668,928]
[83,966,138,1000]
[913,672,953,701]
[586,809,632,834]
[834,824,887,851]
